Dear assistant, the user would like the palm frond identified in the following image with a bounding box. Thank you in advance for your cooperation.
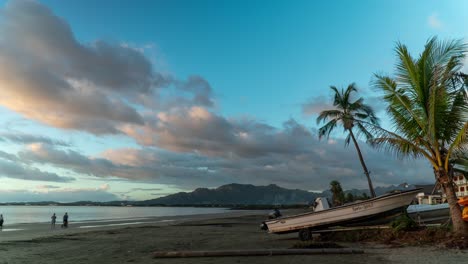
[355,122,374,142]
[318,119,338,140]
[445,121,468,170]
[372,74,427,133]
[344,133,351,146]
[366,124,437,166]
[330,86,343,109]
[316,110,342,125]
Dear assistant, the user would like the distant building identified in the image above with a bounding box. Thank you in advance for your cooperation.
[454,172,468,198]
[416,192,443,205]
[414,166,468,205]
[414,184,443,205]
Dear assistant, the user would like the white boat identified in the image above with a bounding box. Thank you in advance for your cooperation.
[262,188,421,240]
[407,203,450,224]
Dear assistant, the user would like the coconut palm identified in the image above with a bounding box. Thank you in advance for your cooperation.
[371,37,468,236]
[317,84,379,197]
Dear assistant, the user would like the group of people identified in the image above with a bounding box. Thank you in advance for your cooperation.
[0,213,68,230]
[51,212,68,229]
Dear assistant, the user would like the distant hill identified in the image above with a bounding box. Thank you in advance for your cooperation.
[0,183,431,206]
[136,183,320,206]
[137,183,430,206]
[340,183,422,197]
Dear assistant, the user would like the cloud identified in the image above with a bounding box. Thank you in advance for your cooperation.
[302,89,385,119]
[0,1,438,196]
[122,107,315,158]
[0,188,119,202]
[18,143,149,180]
[103,141,433,191]
[37,185,61,190]
[301,96,334,117]
[131,188,163,191]
[17,135,434,192]
[0,0,215,135]
[428,13,443,29]
[0,158,74,182]
[0,132,70,146]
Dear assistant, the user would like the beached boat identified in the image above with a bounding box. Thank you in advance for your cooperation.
[262,188,421,240]
[407,203,450,224]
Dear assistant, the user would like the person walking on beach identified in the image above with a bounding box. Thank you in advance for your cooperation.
[0,214,3,230]
[51,213,57,229]
[62,212,68,228]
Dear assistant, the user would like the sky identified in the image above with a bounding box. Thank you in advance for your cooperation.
[0,0,466,202]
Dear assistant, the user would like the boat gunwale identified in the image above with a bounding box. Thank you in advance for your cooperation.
[265,188,422,224]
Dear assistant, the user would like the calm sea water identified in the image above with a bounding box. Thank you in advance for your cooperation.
[0,206,230,225]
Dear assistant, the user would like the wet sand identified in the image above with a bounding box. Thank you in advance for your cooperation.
[0,210,467,263]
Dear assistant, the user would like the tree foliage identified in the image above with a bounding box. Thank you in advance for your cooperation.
[371,37,468,235]
[317,84,380,197]
[330,180,345,206]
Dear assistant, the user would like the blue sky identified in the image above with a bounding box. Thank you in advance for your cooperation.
[0,0,466,201]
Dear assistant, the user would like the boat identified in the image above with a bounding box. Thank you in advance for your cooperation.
[407,203,450,224]
[262,188,422,240]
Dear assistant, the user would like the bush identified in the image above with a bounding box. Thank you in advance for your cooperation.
[390,213,418,232]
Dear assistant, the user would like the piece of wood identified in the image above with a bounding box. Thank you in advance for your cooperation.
[310,225,390,233]
[153,248,364,258]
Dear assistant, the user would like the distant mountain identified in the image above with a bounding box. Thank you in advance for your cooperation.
[137,183,428,206]
[0,183,431,206]
[137,183,320,205]
[341,183,421,197]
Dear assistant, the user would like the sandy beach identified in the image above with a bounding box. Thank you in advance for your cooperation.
[0,210,467,264]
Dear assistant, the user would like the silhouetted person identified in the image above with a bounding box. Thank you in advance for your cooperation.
[51,213,57,229]
[62,212,68,228]
[0,214,3,230]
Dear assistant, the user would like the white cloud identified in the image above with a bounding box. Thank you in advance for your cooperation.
[428,13,443,30]
[0,188,119,202]
[0,1,215,135]
[301,95,333,117]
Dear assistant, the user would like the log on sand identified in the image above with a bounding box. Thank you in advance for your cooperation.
[153,248,364,258]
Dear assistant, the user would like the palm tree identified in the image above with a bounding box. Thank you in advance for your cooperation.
[317,84,380,197]
[371,37,468,236]
[330,180,345,206]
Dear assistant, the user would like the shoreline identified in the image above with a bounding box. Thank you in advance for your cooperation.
[0,205,247,226]
[0,210,268,243]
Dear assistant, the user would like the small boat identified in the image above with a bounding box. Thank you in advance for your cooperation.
[407,203,450,224]
[458,197,468,222]
[262,188,421,240]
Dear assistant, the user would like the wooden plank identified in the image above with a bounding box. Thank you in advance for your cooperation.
[153,248,364,258]
[310,225,390,233]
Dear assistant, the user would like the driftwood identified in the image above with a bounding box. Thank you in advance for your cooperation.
[153,248,364,258]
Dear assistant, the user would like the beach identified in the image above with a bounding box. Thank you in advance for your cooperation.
[1,210,467,264]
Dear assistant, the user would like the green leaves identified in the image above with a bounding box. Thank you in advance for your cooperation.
[316,84,379,143]
[372,37,468,169]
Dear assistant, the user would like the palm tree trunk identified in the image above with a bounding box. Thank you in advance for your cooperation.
[437,169,468,236]
[348,129,376,198]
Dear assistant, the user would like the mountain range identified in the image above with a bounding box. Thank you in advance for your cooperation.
[134,182,422,206]
[0,183,427,206]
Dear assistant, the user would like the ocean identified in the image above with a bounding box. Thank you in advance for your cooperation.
[0,205,231,225]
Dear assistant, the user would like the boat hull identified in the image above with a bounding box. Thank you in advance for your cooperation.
[407,204,450,224]
[264,188,421,234]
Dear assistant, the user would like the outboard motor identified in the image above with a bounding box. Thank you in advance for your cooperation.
[268,208,282,219]
[312,197,331,212]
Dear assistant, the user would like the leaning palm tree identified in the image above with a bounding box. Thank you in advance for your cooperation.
[317,84,380,197]
[372,37,468,236]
